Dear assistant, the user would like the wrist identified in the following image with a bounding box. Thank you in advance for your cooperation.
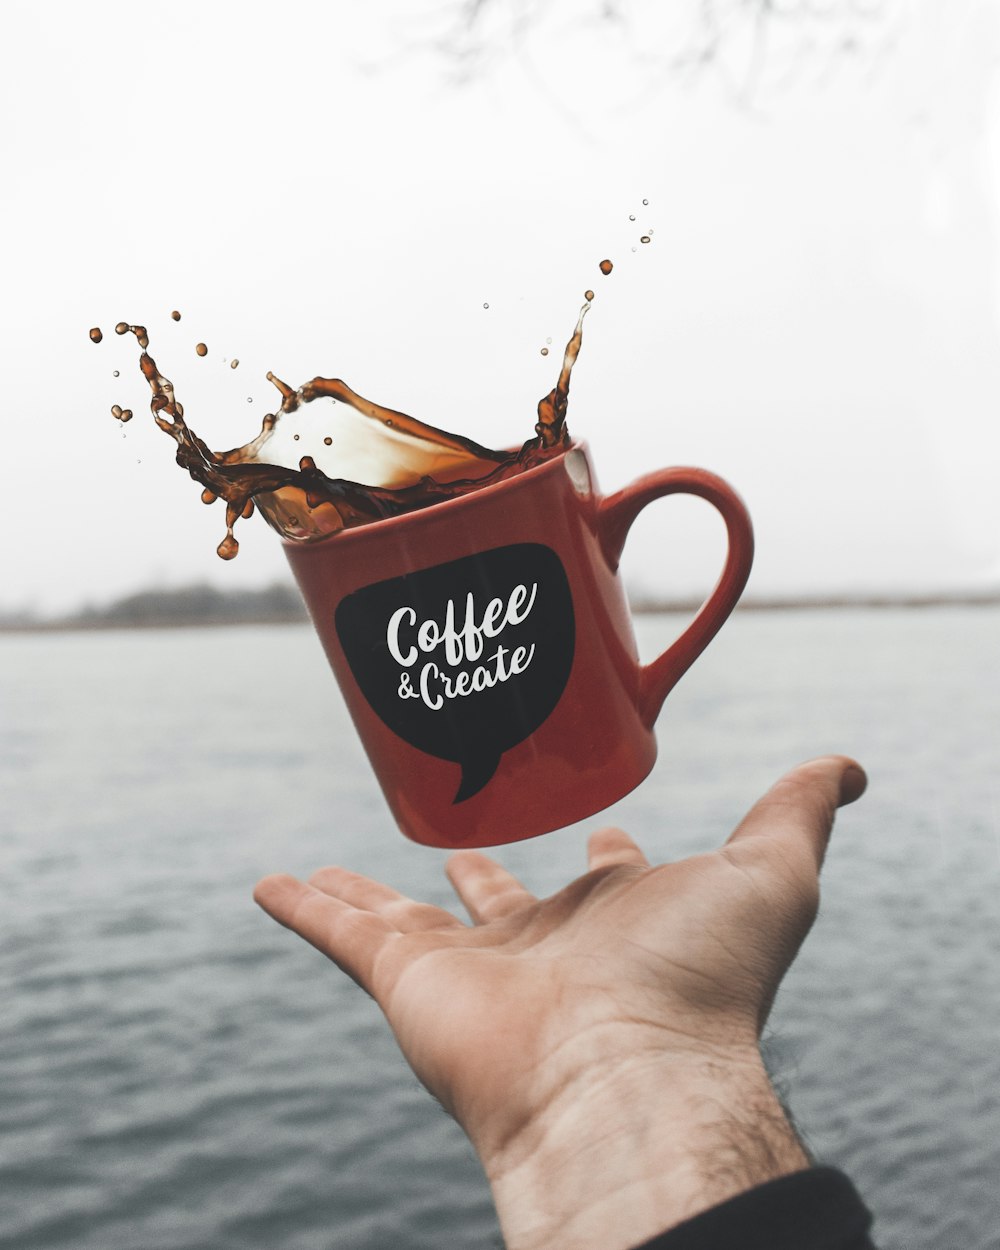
[480,1027,808,1250]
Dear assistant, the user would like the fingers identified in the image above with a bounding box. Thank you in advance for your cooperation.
[587,827,651,871]
[727,755,867,871]
[446,851,537,924]
[253,873,396,993]
[308,865,464,933]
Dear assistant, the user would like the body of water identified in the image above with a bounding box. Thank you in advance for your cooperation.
[2,608,998,1248]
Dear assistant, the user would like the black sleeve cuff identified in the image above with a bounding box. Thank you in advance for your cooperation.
[630,1166,876,1250]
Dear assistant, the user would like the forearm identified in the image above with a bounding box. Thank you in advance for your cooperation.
[481,1041,808,1250]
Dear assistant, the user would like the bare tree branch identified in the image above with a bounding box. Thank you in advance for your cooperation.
[416,0,905,98]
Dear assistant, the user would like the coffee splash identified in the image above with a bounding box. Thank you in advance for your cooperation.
[94,297,592,560]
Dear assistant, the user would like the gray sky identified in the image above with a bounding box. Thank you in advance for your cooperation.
[3,0,1000,614]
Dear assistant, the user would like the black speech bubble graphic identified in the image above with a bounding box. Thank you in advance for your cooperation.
[335,543,575,803]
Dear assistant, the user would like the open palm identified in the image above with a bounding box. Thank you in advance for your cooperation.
[254,756,865,1182]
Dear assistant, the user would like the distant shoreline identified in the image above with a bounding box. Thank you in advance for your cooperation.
[669,591,1000,612]
[0,584,310,635]
[2,582,999,635]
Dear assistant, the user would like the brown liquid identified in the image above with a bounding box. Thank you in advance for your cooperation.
[116,321,148,348]
[108,298,592,560]
[195,343,208,357]
[599,259,613,275]
[89,327,103,344]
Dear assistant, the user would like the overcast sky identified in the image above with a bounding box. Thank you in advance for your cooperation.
[3,0,1000,614]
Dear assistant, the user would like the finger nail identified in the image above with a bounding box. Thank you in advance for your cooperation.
[837,762,868,807]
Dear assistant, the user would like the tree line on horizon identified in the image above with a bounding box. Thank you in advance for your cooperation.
[0,583,310,631]
[2,578,999,634]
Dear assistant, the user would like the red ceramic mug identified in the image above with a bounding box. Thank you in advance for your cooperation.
[284,442,753,848]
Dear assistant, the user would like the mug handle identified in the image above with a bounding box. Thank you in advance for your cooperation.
[597,467,754,728]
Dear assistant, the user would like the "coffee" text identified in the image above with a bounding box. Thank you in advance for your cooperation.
[386,584,538,669]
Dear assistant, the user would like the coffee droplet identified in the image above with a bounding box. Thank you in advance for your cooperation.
[584,290,594,302]
[246,397,253,403]
[323,436,333,445]
[230,359,239,369]
[483,302,489,309]
[113,321,148,347]
[201,488,217,505]
[111,404,122,418]
[89,327,103,344]
[171,310,182,321]
[629,214,636,222]
[217,533,239,560]
[113,370,120,377]
[540,347,549,356]
[642,198,649,205]
[640,236,650,244]
[195,342,208,357]
[599,259,613,275]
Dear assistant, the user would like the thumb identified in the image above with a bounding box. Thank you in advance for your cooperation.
[726,755,867,872]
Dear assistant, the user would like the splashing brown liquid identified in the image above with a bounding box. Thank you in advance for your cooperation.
[195,342,208,357]
[111,298,592,560]
[89,327,103,344]
[116,322,148,348]
[599,260,613,276]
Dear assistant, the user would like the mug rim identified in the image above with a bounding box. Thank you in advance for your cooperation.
[280,438,588,551]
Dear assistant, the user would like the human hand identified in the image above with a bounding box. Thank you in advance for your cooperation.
[254,755,866,1250]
